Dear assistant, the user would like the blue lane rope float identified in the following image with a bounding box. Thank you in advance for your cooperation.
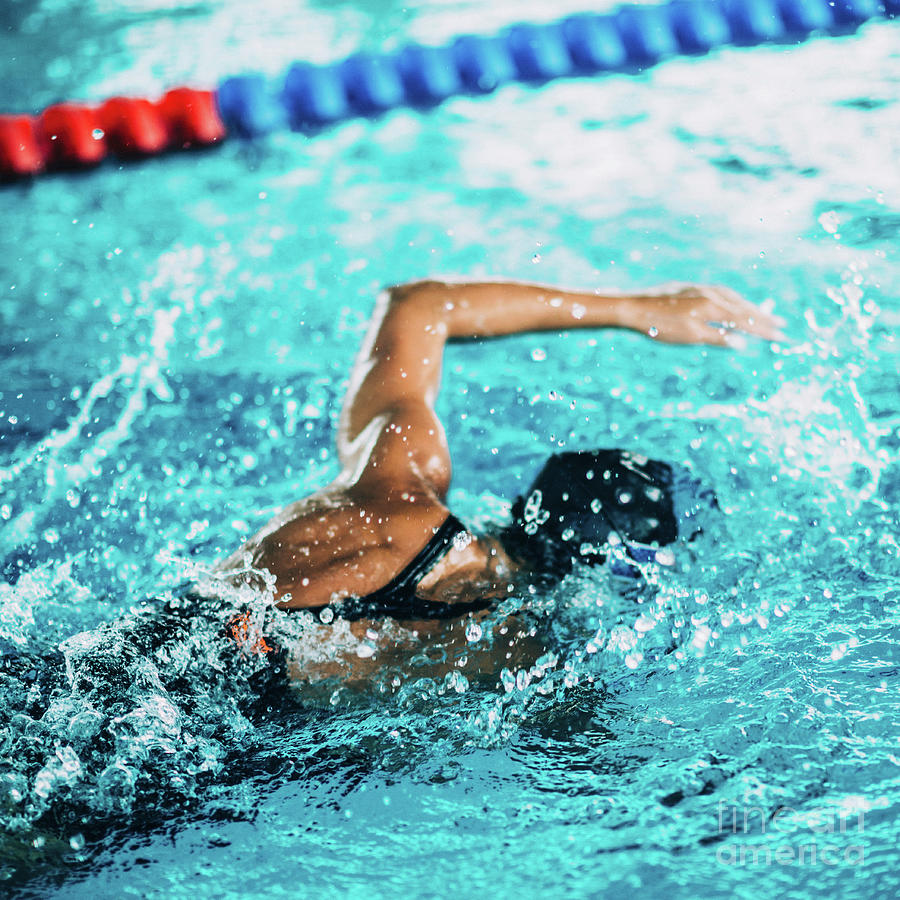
[1,0,896,178]
[219,0,895,136]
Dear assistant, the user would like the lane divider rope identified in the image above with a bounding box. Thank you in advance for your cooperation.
[1,0,895,180]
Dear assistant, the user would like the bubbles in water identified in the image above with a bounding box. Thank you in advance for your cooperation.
[69,833,85,851]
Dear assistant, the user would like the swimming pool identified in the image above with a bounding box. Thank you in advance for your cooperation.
[2,0,899,896]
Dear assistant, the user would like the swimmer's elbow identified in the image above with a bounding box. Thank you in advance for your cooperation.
[382,281,454,333]
[385,280,448,306]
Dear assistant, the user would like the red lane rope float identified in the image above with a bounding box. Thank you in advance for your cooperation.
[0,87,224,179]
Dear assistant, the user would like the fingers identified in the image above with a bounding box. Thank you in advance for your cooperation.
[640,284,789,348]
[690,323,740,348]
[696,318,782,349]
[702,286,788,342]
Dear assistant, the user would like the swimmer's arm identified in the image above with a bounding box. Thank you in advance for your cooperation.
[337,280,784,494]
[396,279,786,347]
[337,285,455,495]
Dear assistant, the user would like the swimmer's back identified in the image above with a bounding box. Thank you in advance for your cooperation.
[216,484,452,609]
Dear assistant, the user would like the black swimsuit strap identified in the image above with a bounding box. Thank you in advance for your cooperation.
[306,514,493,622]
[362,514,469,606]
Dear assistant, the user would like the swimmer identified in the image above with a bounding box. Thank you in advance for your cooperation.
[214,279,785,683]
[0,280,785,880]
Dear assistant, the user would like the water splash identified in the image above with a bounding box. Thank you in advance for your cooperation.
[1,306,180,556]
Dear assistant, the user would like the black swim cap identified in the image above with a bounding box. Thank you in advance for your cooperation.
[502,449,717,580]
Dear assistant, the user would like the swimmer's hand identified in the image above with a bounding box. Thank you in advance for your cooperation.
[621,284,787,348]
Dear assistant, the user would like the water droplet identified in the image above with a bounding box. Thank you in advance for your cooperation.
[655,547,676,566]
[818,210,840,234]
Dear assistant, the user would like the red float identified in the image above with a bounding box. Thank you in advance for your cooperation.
[0,86,226,178]
[156,88,226,148]
[0,116,43,177]
[99,97,169,156]
[37,103,107,168]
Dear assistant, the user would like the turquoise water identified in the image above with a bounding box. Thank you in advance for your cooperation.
[2,1,900,897]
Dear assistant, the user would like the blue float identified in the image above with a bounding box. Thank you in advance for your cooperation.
[669,1,733,54]
[216,0,896,137]
[561,15,629,71]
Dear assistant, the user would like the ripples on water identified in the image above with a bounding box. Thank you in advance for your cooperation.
[1,1,899,897]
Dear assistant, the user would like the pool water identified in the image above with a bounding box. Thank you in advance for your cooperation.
[2,1,899,897]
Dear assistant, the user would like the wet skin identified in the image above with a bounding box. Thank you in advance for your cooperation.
[215,279,786,681]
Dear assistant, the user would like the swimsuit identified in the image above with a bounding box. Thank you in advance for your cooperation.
[304,514,495,622]
[228,514,490,657]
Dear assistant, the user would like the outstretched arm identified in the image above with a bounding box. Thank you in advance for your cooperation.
[337,280,785,497]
